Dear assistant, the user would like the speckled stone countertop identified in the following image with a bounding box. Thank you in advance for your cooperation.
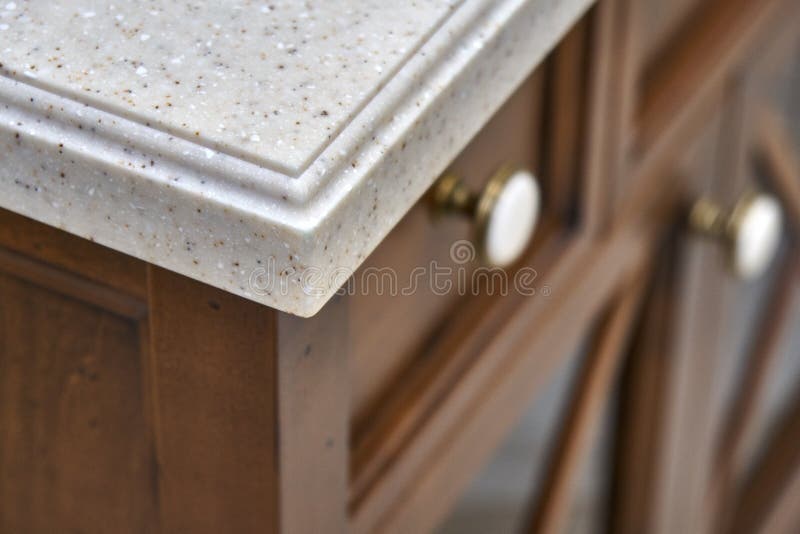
[0,0,593,316]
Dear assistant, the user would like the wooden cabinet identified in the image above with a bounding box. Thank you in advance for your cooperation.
[1,1,799,533]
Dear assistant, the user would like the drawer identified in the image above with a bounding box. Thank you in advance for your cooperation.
[345,9,651,533]
[348,9,596,428]
[347,71,550,426]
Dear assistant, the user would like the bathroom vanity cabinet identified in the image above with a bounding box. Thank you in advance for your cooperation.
[1,0,798,532]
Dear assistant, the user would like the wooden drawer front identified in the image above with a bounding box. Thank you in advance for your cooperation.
[346,8,649,533]
[349,70,546,428]
[348,7,600,430]
[348,58,556,534]
[348,71,544,425]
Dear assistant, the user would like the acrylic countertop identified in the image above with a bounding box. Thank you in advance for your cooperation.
[0,0,593,316]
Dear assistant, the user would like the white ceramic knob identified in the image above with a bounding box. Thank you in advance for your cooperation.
[478,169,541,267]
[690,192,783,280]
[730,194,782,279]
[432,165,542,267]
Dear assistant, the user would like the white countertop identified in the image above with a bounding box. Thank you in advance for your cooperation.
[0,0,592,316]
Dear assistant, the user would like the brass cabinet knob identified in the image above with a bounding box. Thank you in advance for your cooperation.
[689,192,783,279]
[433,165,541,267]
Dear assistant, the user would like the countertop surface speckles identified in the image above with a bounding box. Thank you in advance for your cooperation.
[0,0,594,316]
[0,0,459,172]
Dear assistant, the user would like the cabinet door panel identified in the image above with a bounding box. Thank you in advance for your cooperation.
[615,11,800,533]
[713,20,800,533]
[613,97,731,534]
[0,273,155,534]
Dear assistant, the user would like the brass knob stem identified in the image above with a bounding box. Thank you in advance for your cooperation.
[432,173,477,216]
[689,198,727,239]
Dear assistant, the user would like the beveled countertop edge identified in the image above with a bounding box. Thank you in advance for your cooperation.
[0,0,593,316]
